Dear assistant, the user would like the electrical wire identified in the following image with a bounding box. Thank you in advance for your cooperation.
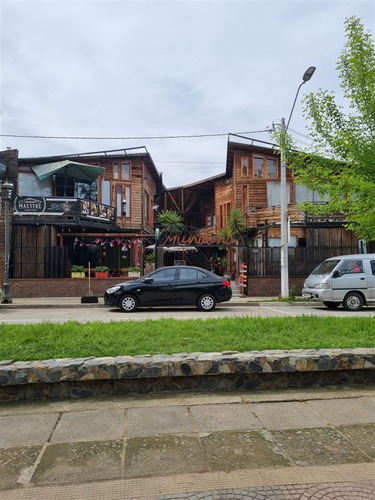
[0,129,270,140]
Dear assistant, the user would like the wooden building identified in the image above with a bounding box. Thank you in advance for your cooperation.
[0,137,365,298]
[1,147,162,288]
[161,137,360,295]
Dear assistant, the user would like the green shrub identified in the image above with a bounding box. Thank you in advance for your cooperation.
[71,265,85,272]
[128,266,141,272]
[95,266,109,272]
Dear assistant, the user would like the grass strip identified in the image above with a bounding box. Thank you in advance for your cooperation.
[0,316,374,362]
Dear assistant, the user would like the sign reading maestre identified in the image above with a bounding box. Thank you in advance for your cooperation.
[14,196,115,222]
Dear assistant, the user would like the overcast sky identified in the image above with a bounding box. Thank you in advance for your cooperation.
[1,0,374,188]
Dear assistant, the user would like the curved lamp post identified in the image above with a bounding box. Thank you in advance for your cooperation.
[280,66,316,298]
[1,180,14,304]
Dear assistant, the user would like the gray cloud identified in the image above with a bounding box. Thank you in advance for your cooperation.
[1,0,373,187]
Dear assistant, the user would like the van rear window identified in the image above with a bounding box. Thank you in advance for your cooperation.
[312,260,340,275]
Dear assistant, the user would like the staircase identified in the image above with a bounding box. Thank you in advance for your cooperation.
[230,280,242,298]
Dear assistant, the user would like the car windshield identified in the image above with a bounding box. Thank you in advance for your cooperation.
[311,260,340,275]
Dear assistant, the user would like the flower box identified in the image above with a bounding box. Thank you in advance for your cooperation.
[95,271,109,279]
[128,271,140,278]
[71,271,85,279]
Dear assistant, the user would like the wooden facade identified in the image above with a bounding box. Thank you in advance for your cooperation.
[6,147,161,279]
[162,139,360,282]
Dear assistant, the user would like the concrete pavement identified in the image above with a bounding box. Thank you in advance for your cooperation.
[0,296,280,308]
[0,386,374,499]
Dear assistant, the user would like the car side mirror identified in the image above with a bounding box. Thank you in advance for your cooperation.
[143,277,153,284]
[332,271,340,278]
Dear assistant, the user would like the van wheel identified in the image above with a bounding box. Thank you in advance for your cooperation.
[343,292,364,311]
[323,302,340,309]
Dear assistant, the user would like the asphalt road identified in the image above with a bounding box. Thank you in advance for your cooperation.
[2,303,375,323]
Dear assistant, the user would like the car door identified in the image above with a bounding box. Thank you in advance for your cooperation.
[174,268,210,305]
[332,259,367,301]
[139,267,178,306]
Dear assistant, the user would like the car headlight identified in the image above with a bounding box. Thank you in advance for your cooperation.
[106,285,121,294]
[314,283,330,289]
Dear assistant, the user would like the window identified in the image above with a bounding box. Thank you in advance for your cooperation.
[253,154,279,179]
[219,202,231,228]
[241,157,248,176]
[371,261,375,276]
[207,213,216,227]
[242,185,248,211]
[113,161,130,180]
[152,268,176,281]
[144,191,150,222]
[254,156,264,179]
[267,157,277,178]
[337,260,363,274]
[179,268,207,280]
[116,185,130,218]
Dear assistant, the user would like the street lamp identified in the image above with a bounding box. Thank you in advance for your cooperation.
[280,66,316,298]
[1,180,14,304]
[152,205,160,269]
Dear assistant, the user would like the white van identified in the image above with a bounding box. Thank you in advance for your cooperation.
[302,254,375,311]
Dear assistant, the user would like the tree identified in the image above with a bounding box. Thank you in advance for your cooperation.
[285,16,375,241]
[156,210,184,235]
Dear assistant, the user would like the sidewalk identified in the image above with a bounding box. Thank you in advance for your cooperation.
[1,296,309,308]
[0,387,374,499]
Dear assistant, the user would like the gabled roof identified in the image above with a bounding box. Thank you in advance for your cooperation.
[226,134,280,177]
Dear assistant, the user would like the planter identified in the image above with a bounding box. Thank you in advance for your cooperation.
[128,271,140,278]
[71,272,85,279]
[95,272,109,279]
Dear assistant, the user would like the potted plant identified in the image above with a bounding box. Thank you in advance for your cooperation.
[94,266,109,278]
[128,266,141,278]
[71,265,86,278]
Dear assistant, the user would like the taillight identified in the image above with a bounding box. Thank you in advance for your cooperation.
[222,280,231,288]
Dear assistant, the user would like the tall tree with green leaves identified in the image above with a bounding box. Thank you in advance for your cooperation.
[285,16,375,241]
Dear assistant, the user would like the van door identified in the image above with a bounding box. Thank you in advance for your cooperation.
[366,260,375,301]
[332,259,367,301]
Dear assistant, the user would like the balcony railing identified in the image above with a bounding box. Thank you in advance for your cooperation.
[13,196,116,224]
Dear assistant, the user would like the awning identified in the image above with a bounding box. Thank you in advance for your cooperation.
[31,160,105,182]
[162,246,197,252]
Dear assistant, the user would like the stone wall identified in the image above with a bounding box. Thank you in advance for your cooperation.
[1,348,374,401]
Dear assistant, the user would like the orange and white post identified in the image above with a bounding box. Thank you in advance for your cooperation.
[239,263,247,297]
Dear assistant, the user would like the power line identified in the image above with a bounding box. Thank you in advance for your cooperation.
[155,160,225,165]
[0,129,270,140]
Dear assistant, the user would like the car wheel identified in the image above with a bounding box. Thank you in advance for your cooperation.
[323,301,340,309]
[197,294,216,311]
[342,292,364,311]
[119,294,138,312]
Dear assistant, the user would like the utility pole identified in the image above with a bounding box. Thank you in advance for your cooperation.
[280,117,289,298]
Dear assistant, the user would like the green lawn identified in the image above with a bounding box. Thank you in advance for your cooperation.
[1,316,374,362]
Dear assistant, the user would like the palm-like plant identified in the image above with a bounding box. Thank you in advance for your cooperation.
[156,210,184,235]
[227,207,246,237]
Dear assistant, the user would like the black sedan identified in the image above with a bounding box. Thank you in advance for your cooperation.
[104,266,232,312]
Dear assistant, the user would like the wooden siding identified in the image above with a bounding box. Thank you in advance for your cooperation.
[215,178,233,228]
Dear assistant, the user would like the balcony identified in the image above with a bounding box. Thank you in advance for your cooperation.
[13,196,116,228]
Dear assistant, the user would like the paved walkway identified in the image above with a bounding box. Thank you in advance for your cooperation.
[0,387,374,499]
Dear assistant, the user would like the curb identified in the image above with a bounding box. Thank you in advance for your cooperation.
[0,301,316,309]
